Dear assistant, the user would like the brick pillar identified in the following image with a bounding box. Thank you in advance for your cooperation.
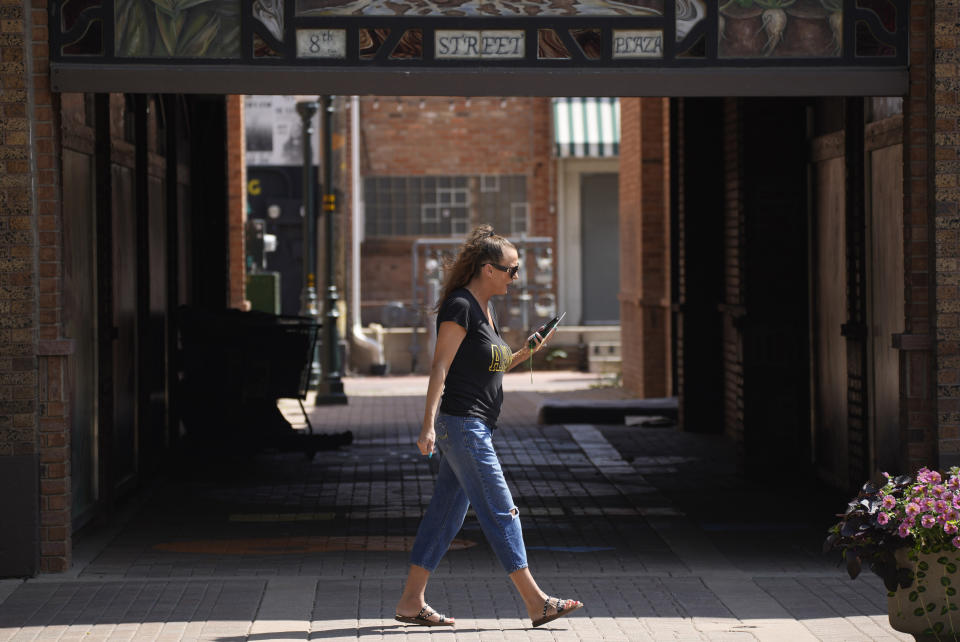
[32,0,70,573]
[226,95,246,310]
[618,97,671,398]
[934,0,960,467]
[721,98,745,446]
[0,0,70,575]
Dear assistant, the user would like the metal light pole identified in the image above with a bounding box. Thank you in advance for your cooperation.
[296,100,321,386]
[315,95,347,405]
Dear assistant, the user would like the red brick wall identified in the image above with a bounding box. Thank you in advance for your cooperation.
[641,98,671,396]
[0,0,38,461]
[933,0,960,467]
[226,95,246,310]
[356,96,555,310]
[0,0,71,572]
[619,98,642,394]
[722,98,745,446]
[895,0,937,471]
[33,0,70,572]
[618,97,671,398]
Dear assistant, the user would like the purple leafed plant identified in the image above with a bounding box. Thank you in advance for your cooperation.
[825,468,960,592]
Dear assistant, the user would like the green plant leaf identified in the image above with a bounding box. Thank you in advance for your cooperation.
[934,621,945,633]
[173,0,218,13]
[154,5,185,56]
[920,561,930,571]
[123,0,153,56]
[948,587,957,597]
[910,591,919,602]
[918,571,927,579]
[942,576,952,586]
[177,7,220,56]
[147,0,176,16]
[947,563,957,573]
[915,607,926,617]
[927,602,936,612]
[211,22,240,57]
[939,557,949,564]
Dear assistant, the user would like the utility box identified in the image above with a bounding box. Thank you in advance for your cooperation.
[247,272,281,314]
[588,340,621,374]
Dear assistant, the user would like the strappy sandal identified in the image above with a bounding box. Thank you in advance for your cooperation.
[394,605,455,627]
[532,597,583,628]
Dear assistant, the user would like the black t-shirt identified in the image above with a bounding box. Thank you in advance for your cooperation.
[437,288,512,427]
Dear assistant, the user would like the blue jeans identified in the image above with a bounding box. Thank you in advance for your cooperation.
[409,413,528,574]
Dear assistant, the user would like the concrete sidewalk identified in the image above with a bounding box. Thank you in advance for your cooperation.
[0,372,908,641]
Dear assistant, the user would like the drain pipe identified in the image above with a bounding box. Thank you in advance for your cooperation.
[348,95,386,374]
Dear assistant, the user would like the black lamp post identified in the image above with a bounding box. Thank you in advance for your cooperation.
[295,100,321,386]
[315,95,347,405]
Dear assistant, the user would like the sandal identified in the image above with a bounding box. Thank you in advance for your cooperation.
[532,597,583,628]
[394,605,455,627]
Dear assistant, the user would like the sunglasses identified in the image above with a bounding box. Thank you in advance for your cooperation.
[486,262,520,278]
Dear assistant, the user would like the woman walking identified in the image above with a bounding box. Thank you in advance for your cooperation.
[395,224,583,628]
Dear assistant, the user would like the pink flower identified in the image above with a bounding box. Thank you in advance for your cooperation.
[877,512,890,525]
[926,499,938,512]
[953,535,960,549]
[947,509,959,522]
[882,495,897,510]
[906,503,921,518]
[932,471,943,484]
[949,477,960,491]
[900,523,912,538]
[935,486,947,499]
[946,523,958,535]
[937,500,949,513]
[923,515,937,528]
[918,469,934,483]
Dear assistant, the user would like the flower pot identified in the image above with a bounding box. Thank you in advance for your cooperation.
[779,0,835,57]
[718,4,764,58]
[888,548,960,640]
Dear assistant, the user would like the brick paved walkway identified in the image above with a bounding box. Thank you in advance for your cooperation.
[0,372,909,641]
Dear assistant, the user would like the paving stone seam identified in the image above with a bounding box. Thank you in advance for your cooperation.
[19,571,857,585]
[562,424,742,577]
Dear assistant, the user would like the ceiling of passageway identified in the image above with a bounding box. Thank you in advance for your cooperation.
[51,0,907,96]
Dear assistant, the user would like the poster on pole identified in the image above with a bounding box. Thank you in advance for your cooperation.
[244,96,322,167]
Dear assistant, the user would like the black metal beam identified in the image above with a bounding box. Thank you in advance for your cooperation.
[52,64,908,97]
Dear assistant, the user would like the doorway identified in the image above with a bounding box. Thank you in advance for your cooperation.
[580,173,621,325]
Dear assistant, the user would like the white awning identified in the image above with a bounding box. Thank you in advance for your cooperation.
[552,97,620,158]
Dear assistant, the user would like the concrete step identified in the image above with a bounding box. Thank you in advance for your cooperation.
[537,396,678,424]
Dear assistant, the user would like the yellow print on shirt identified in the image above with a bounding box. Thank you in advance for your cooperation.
[489,344,512,372]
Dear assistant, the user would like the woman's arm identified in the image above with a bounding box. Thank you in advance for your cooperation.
[507,327,556,371]
[418,320,467,456]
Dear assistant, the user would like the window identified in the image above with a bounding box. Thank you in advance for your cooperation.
[364,174,528,238]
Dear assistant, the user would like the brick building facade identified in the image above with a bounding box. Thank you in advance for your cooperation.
[0,0,955,576]
[354,96,555,322]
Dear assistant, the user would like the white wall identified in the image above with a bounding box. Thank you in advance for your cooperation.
[556,157,620,325]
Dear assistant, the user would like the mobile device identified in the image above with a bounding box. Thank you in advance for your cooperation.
[529,312,566,349]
